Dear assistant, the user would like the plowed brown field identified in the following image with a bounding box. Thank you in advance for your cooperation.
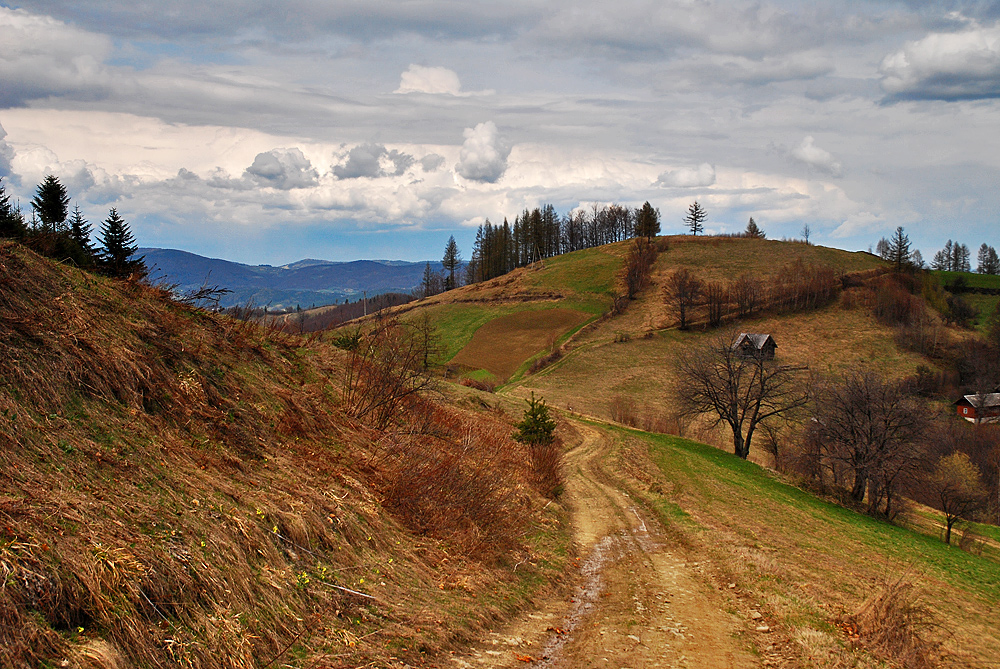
[450,308,590,381]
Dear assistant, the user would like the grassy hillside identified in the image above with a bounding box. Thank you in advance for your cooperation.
[0,242,569,668]
[506,236,901,429]
[606,426,1000,667]
[931,270,1000,331]
[366,236,887,390]
[357,244,625,384]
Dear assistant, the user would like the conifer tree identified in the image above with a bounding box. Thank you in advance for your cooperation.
[0,176,26,239]
[97,207,145,278]
[953,243,971,272]
[635,201,660,239]
[68,204,96,266]
[977,243,999,275]
[442,235,461,290]
[31,175,70,234]
[684,201,706,235]
[512,392,556,446]
[932,240,953,270]
[745,217,764,238]
[887,226,911,272]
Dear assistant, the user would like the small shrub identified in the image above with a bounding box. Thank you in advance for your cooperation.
[873,277,923,326]
[527,336,563,375]
[640,409,676,434]
[512,393,563,498]
[894,320,943,357]
[843,568,944,669]
[945,294,977,328]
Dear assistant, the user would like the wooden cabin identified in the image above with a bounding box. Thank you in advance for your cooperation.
[733,333,777,360]
[955,393,1000,423]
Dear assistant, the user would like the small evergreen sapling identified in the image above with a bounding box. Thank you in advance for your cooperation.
[513,392,556,445]
[513,392,563,497]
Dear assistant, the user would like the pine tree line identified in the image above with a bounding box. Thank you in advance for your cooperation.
[0,174,145,278]
[465,201,658,284]
[929,240,976,273]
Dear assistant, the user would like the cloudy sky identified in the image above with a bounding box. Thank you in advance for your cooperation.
[1,1,999,265]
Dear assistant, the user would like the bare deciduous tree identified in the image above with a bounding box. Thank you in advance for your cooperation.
[812,370,928,518]
[704,281,727,327]
[731,273,762,318]
[675,331,808,459]
[622,236,658,300]
[665,268,702,330]
[343,318,436,429]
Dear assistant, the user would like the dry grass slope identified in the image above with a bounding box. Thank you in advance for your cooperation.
[0,242,570,669]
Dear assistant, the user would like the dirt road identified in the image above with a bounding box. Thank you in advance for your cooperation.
[452,421,757,669]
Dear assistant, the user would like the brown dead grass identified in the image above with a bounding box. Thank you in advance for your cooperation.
[449,307,590,381]
[0,241,569,669]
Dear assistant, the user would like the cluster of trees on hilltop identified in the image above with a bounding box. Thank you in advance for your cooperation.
[463,202,661,284]
[0,175,144,278]
[874,229,999,276]
[901,239,999,275]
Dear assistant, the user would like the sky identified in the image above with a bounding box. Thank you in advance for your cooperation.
[1,1,999,265]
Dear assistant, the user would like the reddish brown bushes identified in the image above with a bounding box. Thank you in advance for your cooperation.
[872,277,924,326]
[342,318,435,429]
[610,395,639,426]
[621,237,659,300]
[460,376,497,392]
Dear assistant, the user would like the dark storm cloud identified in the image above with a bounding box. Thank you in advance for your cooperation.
[333,144,414,180]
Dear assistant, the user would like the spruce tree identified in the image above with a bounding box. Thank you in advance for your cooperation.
[442,235,461,291]
[31,175,70,234]
[977,244,999,275]
[0,176,26,239]
[745,217,764,238]
[955,243,971,272]
[931,240,953,270]
[512,392,556,446]
[635,201,660,239]
[887,226,911,272]
[684,201,706,235]
[68,204,96,266]
[97,207,144,278]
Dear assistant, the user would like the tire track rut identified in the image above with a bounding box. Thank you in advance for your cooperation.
[453,420,756,669]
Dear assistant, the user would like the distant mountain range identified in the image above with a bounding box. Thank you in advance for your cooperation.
[140,248,441,310]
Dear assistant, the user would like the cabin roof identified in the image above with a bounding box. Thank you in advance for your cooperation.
[955,393,1000,408]
[733,333,776,350]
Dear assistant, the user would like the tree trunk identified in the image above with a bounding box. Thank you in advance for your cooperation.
[732,429,748,460]
[850,471,867,503]
[945,517,954,545]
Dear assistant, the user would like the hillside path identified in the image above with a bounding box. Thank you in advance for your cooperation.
[451,421,756,669]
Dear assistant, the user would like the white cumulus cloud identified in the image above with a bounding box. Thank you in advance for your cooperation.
[455,122,510,183]
[657,163,716,188]
[395,64,463,95]
[880,21,1000,100]
[791,136,842,176]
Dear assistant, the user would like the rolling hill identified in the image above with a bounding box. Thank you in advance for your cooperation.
[6,233,1000,668]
